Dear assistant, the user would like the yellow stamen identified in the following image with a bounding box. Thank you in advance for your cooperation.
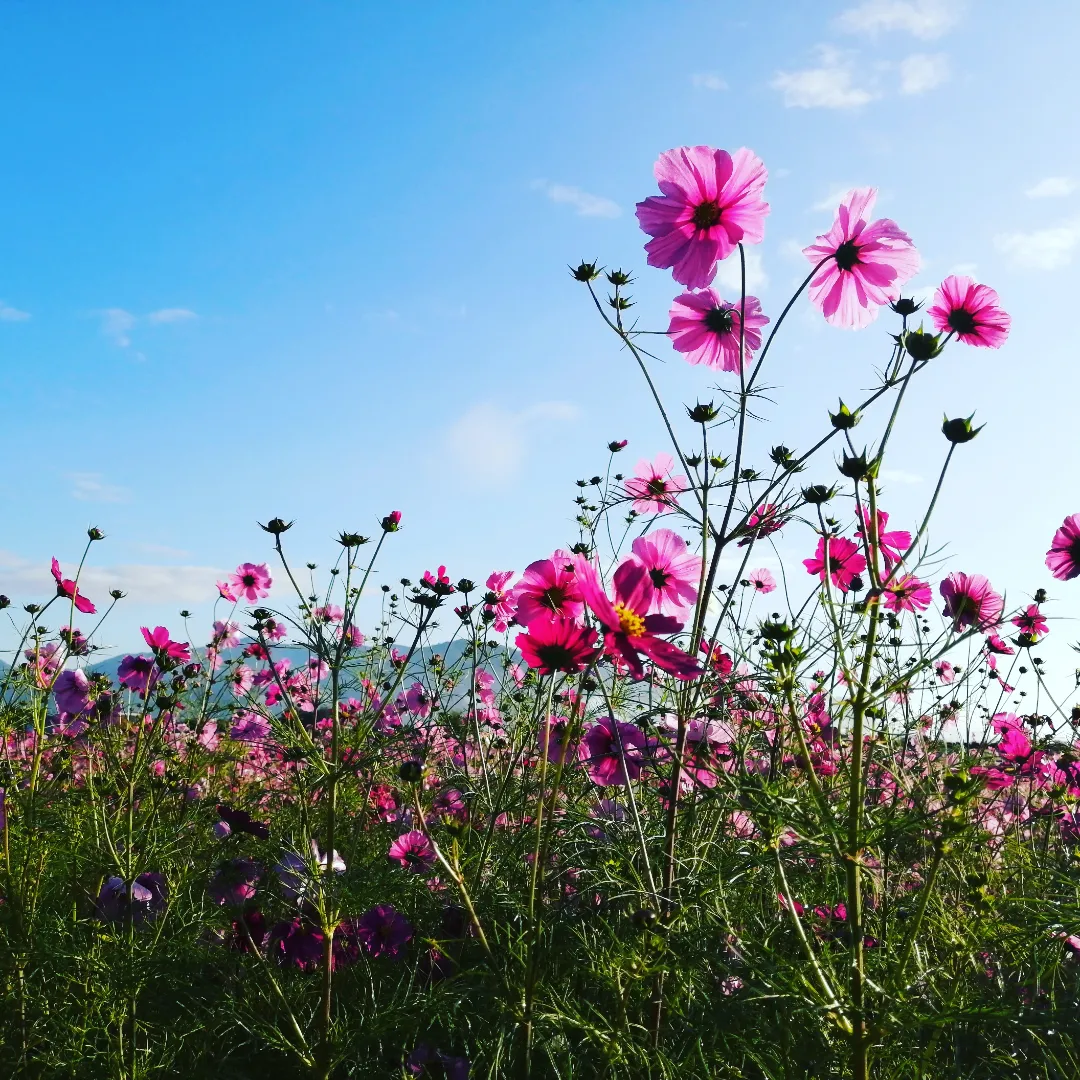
[615,603,646,638]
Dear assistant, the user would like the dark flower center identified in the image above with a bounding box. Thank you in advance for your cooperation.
[536,644,574,669]
[649,567,671,589]
[703,306,735,336]
[541,585,566,611]
[242,574,256,587]
[946,307,977,334]
[834,240,861,272]
[692,199,722,230]
[1069,537,1080,564]
[646,478,668,496]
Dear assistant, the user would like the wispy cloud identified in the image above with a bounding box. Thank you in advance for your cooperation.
[811,184,865,212]
[146,307,198,324]
[1026,177,1076,199]
[879,468,923,485]
[771,47,876,109]
[994,220,1080,271]
[714,249,768,293]
[69,472,131,504]
[836,0,963,39]
[898,52,949,93]
[532,181,620,218]
[445,401,581,482]
[0,301,30,322]
[690,73,728,91]
[98,307,198,348]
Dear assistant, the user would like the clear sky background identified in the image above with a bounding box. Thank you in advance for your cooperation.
[1,0,1078,671]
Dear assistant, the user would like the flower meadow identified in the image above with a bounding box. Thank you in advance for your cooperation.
[4,145,1080,1080]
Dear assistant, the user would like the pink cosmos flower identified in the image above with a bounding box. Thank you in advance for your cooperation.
[538,715,578,764]
[624,453,689,515]
[516,618,598,675]
[353,904,413,960]
[928,275,1010,348]
[635,145,770,289]
[856,509,910,568]
[229,563,272,603]
[667,289,769,372]
[746,568,776,593]
[1046,514,1080,581]
[388,830,436,873]
[803,536,867,592]
[940,572,1003,631]
[625,528,702,616]
[265,918,324,970]
[212,620,241,648]
[512,553,583,627]
[216,580,239,602]
[1012,604,1048,638]
[580,716,648,787]
[573,555,699,680]
[803,188,919,329]
[230,712,271,743]
[882,575,932,613]
[737,503,786,546]
[483,570,516,632]
[54,668,94,715]
[141,626,191,662]
[117,654,158,696]
[50,558,96,614]
[934,660,956,684]
[984,633,1014,656]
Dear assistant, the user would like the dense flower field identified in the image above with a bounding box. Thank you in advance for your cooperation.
[3,145,1080,1079]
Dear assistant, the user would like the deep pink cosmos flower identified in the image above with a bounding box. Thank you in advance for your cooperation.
[1046,514,1080,581]
[984,633,1014,656]
[50,558,96,614]
[141,626,191,662]
[667,289,769,372]
[928,275,1010,348]
[538,715,578,764]
[209,858,261,907]
[353,904,413,960]
[856,509,911,568]
[737,503,787,546]
[573,555,699,680]
[266,918,324,970]
[54,668,94,715]
[216,580,239,602]
[1012,604,1048,637]
[388,830,436,873]
[117,654,158,696]
[803,188,919,329]
[483,570,516,632]
[229,563,272,602]
[803,536,867,592]
[580,716,648,787]
[624,454,689,515]
[746,569,776,593]
[882,575,932,613]
[513,553,583,627]
[516,618,598,675]
[940,572,1004,631]
[636,145,770,289]
[625,528,702,616]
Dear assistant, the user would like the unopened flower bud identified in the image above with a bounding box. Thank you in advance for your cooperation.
[890,297,923,317]
[606,269,632,286]
[381,511,402,532]
[570,261,601,282]
[607,440,627,452]
[902,327,944,361]
[87,526,105,541]
[838,451,876,481]
[399,759,423,784]
[942,413,983,444]
[110,590,126,600]
[258,517,294,535]
[829,401,860,430]
[337,532,369,548]
[802,484,835,505]
[687,401,719,424]
[0,595,8,609]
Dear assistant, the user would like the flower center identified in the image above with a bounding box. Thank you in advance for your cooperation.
[703,305,735,335]
[541,585,566,612]
[947,307,977,334]
[649,567,671,589]
[646,478,668,497]
[615,603,647,637]
[834,240,861,272]
[691,199,722,230]
[537,643,573,668]
[242,574,256,587]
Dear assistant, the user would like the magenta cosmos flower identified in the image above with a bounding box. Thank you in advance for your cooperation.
[636,145,770,289]
[141,625,191,662]
[624,453,689,515]
[928,275,1010,348]
[667,289,769,372]
[1011,604,1048,637]
[50,558,96,614]
[228,562,272,602]
[803,188,919,329]
[516,618,598,675]
[803,536,867,593]
[353,904,413,960]
[856,508,910,568]
[580,716,648,787]
[624,528,702,616]
[882,575,931,614]
[737,502,787,547]
[388,830,436,873]
[1046,514,1080,581]
[940,572,1003,631]
[512,553,583,627]
[117,654,158,696]
[573,555,699,680]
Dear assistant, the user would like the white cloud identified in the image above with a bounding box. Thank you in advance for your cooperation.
[691,73,728,90]
[69,472,131,504]
[0,301,30,322]
[836,0,963,39]
[1026,176,1076,199]
[100,308,136,347]
[994,220,1080,270]
[533,181,620,219]
[714,249,768,293]
[899,52,949,93]
[146,307,198,324]
[771,47,876,109]
[445,401,581,482]
[879,468,923,485]
[812,184,864,212]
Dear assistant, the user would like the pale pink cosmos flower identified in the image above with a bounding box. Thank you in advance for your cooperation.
[212,621,241,649]
[636,145,770,289]
[229,563,272,603]
[803,188,919,329]
[1046,514,1080,581]
[940,572,1003,631]
[667,289,769,372]
[624,453,689,515]
[928,275,1010,348]
[625,528,702,616]
[216,580,239,602]
[746,569,776,594]
[934,660,957,684]
[882,575,932,613]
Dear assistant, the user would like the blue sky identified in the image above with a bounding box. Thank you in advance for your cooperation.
[2,0,1079,664]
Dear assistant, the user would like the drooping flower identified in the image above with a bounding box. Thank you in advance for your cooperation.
[635,145,770,289]
[940,572,1004,631]
[580,716,648,787]
[1046,514,1080,581]
[667,289,769,372]
[882,575,932,613]
[117,654,158,696]
[624,528,702,616]
[984,633,1014,656]
[1012,604,1048,638]
[140,625,191,662]
[50,558,96,614]
[573,555,699,680]
[624,453,689,515]
[228,563,272,603]
[746,568,776,593]
[516,618,598,674]
[803,536,867,592]
[388,830,436,873]
[512,553,583,627]
[216,580,239,602]
[353,904,413,960]
[53,668,94,715]
[737,503,787,546]
[928,275,1010,348]
[96,873,167,924]
[856,508,911,568]
[802,188,919,329]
